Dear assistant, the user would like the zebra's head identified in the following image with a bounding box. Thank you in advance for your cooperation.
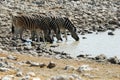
[64,17,79,41]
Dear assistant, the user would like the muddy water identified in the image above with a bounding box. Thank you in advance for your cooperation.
[48,29,120,58]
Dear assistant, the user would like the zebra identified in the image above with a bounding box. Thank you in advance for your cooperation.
[12,14,53,43]
[30,14,62,42]
[49,16,63,41]
[53,16,79,41]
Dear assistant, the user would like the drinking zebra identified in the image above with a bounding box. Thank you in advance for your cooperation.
[53,16,79,41]
[31,14,62,42]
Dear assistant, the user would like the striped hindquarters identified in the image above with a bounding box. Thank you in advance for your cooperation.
[12,14,53,43]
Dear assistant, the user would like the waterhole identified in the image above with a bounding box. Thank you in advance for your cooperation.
[48,29,120,58]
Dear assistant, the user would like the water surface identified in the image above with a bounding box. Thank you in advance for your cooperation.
[48,29,120,59]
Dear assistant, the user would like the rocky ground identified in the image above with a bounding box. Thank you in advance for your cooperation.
[0,50,120,80]
[0,0,120,80]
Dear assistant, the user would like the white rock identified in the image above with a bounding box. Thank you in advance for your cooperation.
[26,72,36,77]
[51,75,67,80]
[64,65,76,71]
[68,74,82,80]
[0,68,9,72]
[50,74,82,80]
[77,65,92,72]
[30,62,40,67]
[32,77,41,80]
[1,75,14,80]
[7,55,17,60]
[0,57,6,61]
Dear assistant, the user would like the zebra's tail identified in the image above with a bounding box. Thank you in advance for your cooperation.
[11,24,14,34]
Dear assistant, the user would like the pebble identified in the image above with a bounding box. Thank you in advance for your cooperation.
[0,68,9,72]
[0,62,7,67]
[16,71,23,77]
[30,62,40,67]
[64,65,76,71]
[77,65,92,72]
[108,56,119,64]
[47,61,56,69]
[50,74,82,80]
[7,55,17,60]
[95,54,107,60]
[108,32,114,35]
[26,72,36,77]
[32,77,41,80]
[1,75,14,80]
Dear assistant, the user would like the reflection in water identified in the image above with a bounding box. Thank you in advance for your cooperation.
[48,29,120,58]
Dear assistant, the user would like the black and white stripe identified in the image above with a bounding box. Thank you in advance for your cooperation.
[12,14,53,43]
[53,16,79,41]
[31,15,62,42]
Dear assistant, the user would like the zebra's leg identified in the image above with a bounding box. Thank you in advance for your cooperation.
[12,26,21,40]
[51,30,54,42]
[36,30,40,42]
[64,30,67,41]
[11,25,17,40]
[42,31,46,43]
[19,28,25,41]
[31,31,36,41]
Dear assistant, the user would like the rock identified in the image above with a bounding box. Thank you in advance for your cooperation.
[50,75,66,80]
[0,57,6,61]
[77,54,89,58]
[68,74,82,80]
[108,19,117,25]
[82,37,87,39]
[77,65,92,72]
[50,45,59,48]
[118,61,120,65]
[95,54,107,60]
[47,61,56,69]
[26,72,36,77]
[108,56,119,64]
[0,68,9,72]
[64,65,76,71]
[82,73,95,79]
[32,77,41,80]
[24,45,33,50]
[26,60,32,64]
[50,74,82,80]
[21,75,31,80]
[30,62,40,67]
[39,63,46,68]
[7,55,17,60]
[108,32,114,35]
[16,47,24,51]
[16,71,23,77]
[29,50,38,56]
[1,75,14,80]
[0,62,7,67]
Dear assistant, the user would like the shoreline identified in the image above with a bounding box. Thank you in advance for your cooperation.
[0,49,120,80]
